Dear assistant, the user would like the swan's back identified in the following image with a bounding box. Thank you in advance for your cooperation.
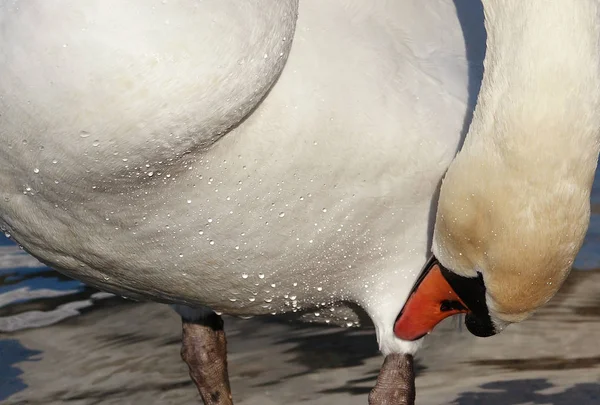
[0,0,297,184]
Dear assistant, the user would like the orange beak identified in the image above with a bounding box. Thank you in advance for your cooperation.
[394,260,469,341]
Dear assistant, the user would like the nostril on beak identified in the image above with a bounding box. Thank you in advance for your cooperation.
[440,300,467,313]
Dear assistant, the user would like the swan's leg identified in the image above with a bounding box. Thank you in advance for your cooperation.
[175,306,234,405]
[368,353,416,405]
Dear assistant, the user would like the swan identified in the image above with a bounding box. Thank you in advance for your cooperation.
[395,0,600,342]
[1,1,598,404]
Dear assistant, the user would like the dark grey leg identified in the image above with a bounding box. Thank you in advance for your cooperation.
[368,353,416,405]
[180,311,234,405]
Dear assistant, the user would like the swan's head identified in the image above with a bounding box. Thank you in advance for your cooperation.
[392,0,600,342]
[394,150,593,340]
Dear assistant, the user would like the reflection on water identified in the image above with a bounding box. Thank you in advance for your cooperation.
[453,379,600,405]
[0,339,41,401]
[0,236,113,332]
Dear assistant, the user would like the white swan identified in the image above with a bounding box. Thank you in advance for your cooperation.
[396,0,600,343]
[1,0,598,404]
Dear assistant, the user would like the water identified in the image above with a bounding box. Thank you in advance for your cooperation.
[574,168,600,269]
[2,169,600,332]
[0,236,113,332]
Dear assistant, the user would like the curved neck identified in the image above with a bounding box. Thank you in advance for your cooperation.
[434,1,600,278]
[463,0,600,179]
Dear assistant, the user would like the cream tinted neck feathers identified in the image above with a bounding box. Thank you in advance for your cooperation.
[433,0,600,323]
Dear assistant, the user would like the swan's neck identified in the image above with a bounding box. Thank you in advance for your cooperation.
[467,0,600,171]
[433,0,600,318]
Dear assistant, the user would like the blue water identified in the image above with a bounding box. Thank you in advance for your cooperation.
[0,339,41,401]
[0,235,112,332]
